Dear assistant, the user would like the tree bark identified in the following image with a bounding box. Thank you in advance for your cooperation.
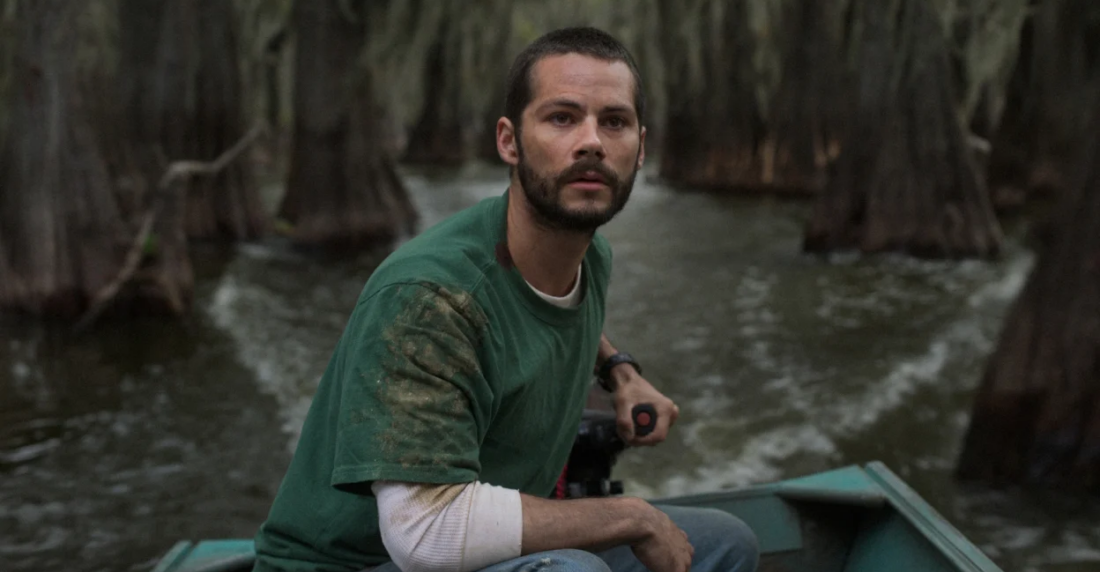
[803,0,1003,258]
[0,235,25,309]
[761,0,847,194]
[986,0,1100,206]
[0,0,130,317]
[957,141,1100,489]
[658,1,767,191]
[472,10,513,164]
[119,0,267,241]
[279,0,417,247]
[386,0,512,166]
[476,88,507,163]
[401,37,468,165]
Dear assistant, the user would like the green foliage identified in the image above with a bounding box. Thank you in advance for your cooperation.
[143,232,160,257]
[274,218,295,236]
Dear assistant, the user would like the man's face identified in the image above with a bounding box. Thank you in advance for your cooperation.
[508,53,646,233]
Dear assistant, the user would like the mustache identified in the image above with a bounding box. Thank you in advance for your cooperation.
[554,159,620,189]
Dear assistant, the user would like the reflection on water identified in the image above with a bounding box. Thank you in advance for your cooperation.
[0,311,289,572]
[1,162,1098,572]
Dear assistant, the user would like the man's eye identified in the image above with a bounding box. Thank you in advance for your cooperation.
[604,117,626,129]
[549,113,572,125]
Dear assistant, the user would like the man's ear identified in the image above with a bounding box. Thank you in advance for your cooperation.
[637,126,647,169]
[497,117,519,166]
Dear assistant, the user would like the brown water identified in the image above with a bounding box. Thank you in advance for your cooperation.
[2,163,1098,572]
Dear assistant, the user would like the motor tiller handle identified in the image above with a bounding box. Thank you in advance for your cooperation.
[632,403,657,437]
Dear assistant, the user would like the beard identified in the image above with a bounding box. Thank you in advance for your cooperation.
[516,142,639,234]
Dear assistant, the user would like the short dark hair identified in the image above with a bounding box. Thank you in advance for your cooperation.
[504,27,645,132]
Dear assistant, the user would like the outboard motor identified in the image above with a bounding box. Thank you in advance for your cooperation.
[557,404,656,499]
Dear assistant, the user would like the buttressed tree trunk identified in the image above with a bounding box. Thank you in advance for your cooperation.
[803,0,1003,258]
[279,0,417,247]
[761,0,847,194]
[957,134,1100,489]
[659,1,766,190]
[0,0,130,317]
[119,0,266,241]
[986,0,1100,205]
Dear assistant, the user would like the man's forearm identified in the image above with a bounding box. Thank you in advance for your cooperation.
[596,333,618,370]
[521,493,654,555]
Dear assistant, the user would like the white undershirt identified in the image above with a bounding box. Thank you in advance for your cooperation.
[371,266,582,572]
[526,265,583,309]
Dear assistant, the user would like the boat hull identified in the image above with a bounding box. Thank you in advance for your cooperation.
[152,462,1003,572]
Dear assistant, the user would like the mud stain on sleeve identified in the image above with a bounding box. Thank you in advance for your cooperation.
[372,284,490,470]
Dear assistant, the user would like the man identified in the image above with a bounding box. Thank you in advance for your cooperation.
[254,27,759,572]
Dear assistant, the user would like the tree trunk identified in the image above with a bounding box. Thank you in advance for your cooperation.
[384,0,511,166]
[119,0,267,241]
[279,0,417,247]
[957,142,1100,489]
[986,0,1100,206]
[472,14,512,164]
[476,88,507,163]
[803,0,1003,258]
[761,0,847,194]
[658,1,767,191]
[0,0,130,317]
[401,37,469,165]
[0,235,25,309]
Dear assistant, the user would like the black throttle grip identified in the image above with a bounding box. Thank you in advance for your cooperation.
[632,403,657,437]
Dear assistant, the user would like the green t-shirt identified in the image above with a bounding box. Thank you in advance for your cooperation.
[253,192,612,572]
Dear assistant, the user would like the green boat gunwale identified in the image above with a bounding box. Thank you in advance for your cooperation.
[151,463,1005,572]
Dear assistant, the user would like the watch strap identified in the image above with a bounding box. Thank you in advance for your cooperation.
[597,352,641,392]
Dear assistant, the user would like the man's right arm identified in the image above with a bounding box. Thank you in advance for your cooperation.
[375,480,693,572]
[520,493,650,552]
[521,493,694,572]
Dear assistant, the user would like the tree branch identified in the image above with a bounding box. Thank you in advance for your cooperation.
[73,123,268,333]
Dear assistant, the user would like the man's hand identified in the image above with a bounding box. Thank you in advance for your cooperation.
[608,364,679,446]
[631,505,695,572]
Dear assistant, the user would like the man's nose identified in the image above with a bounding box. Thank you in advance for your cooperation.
[573,116,605,161]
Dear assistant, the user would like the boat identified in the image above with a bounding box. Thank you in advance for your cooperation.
[151,461,1004,572]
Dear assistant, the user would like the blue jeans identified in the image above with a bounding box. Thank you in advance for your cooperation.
[374,505,759,572]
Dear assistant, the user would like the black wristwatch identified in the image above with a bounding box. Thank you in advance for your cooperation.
[596,352,642,392]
